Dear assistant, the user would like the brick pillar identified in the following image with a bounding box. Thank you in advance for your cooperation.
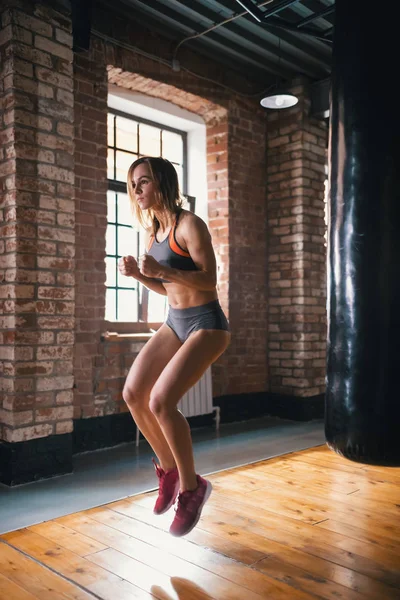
[207,100,268,398]
[227,99,268,395]
[73,41,108,419]
[266,81,327,399]
[207,118,229,397]
[0,2,75,484]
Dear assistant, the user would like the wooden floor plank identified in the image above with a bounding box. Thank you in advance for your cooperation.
[27,521,108,557]
[247,481,399,527]
[233,463,400,506]
[208,484,399,545]
[254,543,400,600]
[281,455,400,494]
[1,446,399,600]
[0,572,38,600]
[205,492,400,574]
[200,502,400,587]
[111,491,400,593]
[59,505,266,566]
[88,546,264,600]
[1,529,154,599]
[238,465,399,538]
[56,511,313,600]
[0,541,96,600]
[79,505,314,600]
[291,450,400,480]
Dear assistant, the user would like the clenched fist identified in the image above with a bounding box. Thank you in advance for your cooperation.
[118,255,140,279]
[138,254,164,279]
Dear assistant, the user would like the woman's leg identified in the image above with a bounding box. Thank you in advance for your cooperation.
[149,329,231,491]
[123,323,181,470]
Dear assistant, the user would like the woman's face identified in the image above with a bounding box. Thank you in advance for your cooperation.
[131,162,159,211]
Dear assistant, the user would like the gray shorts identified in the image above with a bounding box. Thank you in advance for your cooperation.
[166,300,230,343]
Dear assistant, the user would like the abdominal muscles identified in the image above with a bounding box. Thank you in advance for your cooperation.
[163,281,218,309]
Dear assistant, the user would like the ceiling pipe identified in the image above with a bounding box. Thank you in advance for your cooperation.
[234,0,333,42]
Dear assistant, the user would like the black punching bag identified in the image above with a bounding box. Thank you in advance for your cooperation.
[325,0,400,466]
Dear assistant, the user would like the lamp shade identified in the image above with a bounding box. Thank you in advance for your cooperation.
[260,91,298,109]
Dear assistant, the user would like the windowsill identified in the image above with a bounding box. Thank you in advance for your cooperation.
[104,321,162,332]
[102,321,163,342]
[103,332,153,342]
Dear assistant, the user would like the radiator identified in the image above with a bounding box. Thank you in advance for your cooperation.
[178,366,213,418]
[135,366,220,447]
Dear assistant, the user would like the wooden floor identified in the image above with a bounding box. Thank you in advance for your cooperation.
[0,445,399,600]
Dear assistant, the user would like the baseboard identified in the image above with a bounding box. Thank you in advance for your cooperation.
[0,434,73,486]
[214,392,325,423]
[72,411,214,454]
[72,412,136,454]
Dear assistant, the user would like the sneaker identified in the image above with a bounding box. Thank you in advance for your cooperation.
[152,458,179,515]
[169,475,212,537]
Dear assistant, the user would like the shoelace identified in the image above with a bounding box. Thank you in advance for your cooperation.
[152,457,163,478]
[174,489,197,516]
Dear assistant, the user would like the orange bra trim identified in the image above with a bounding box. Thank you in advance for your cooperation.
[147,213,191,257]
[168,224,191,257]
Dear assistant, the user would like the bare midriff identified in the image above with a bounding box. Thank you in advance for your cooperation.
[163,283,218,309]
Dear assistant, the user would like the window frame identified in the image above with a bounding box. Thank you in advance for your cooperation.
[105,108,189,331]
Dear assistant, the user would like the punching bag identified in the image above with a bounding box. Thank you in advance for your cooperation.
[325,0,400,465]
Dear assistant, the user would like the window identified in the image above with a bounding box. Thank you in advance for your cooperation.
[106,109,188,323]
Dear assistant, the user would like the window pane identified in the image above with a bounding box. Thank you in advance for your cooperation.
[138,228,147,255]
[181,194,195,212]
[116,150,136,183]
[106,224,116,256]
[107,148,115,180]
[116,116,138,152]
[117,289,138,321]
[107,191,116,222]
[105,288,116,321]
[105,257,116,287]
[117,268,135,289]
[107,114,115,147]
[106,111,188,323]
[139,124,161,156]
[162,130,183,164]
[117,225,136,260]
[175,165,184,192]
[148,291,167,323]
[117,192,132,226]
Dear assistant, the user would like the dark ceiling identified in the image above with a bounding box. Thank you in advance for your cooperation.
[100,0,334,89]
[66,0,335,116]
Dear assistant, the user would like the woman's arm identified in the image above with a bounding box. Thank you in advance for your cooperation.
[136,271,167,296]
[139,214,217,291]
[118,255,167,296]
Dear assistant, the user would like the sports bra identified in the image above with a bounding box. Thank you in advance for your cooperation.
[146,210,198,283]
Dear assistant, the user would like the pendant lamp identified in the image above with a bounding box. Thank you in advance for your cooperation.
[261,37,298,110]
[260,90,298,109]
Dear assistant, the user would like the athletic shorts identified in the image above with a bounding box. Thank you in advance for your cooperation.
[166,300,230,343]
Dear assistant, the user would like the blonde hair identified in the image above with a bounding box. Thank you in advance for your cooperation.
[127,156,183,236]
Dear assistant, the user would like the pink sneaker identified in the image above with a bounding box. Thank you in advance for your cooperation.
[169,475,212,537]
[152,458,179,515]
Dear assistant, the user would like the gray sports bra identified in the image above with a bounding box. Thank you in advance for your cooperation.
[147,211,198,282]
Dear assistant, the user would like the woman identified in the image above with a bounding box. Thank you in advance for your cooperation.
[118,156,230,537]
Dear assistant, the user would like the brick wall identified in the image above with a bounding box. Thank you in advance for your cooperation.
[266,81,327,396]
[0,1,75,444]
[73,41,108,419]
[93,337,146,417]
